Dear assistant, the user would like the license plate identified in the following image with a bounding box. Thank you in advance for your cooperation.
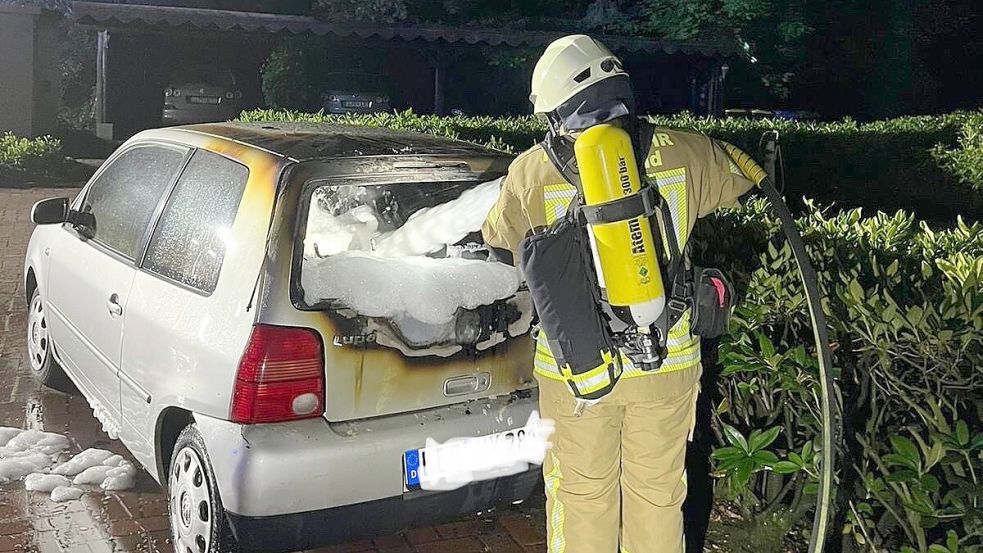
[343,100,371,108]
[402,412,552,492]
[189,96,220,104]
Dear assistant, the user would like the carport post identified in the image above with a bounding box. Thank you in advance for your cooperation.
[421,44,448,116]
[95,29,113,141]
[434,62,446,115]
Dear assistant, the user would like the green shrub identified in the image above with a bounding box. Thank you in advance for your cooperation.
[260,36,329,111]
[932,115,983,193]
[0,132,62,175]
[238,109,983,220]
[693,203,982,552]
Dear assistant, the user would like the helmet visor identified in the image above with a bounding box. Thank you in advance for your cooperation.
[554,75,635,131]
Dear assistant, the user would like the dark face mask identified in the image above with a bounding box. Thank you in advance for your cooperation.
[553,75,636,132]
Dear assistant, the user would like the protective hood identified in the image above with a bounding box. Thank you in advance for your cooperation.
[553,75,635,132]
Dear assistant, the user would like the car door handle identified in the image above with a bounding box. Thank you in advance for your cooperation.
[106,293,123,318]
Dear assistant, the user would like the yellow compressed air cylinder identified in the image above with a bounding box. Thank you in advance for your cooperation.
[574,124,665,327]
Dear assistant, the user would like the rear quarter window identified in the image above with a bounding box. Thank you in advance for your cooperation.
[143,149,249,294]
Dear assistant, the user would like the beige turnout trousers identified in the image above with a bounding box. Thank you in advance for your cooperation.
[538,366,701,553]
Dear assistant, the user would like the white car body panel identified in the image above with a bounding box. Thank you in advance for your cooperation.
[45,226,134,428]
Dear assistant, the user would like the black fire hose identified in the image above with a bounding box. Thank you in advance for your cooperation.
[758,176,838,553]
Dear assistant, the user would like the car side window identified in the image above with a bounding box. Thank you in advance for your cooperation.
[79,145,186,259]
[143,149,249,294]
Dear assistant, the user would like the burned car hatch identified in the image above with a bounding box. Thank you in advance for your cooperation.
[292,172,535,421]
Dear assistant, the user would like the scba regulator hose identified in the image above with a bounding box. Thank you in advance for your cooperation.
[759,176,838,553]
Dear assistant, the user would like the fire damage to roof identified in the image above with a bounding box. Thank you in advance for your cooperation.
[181,121,507,160]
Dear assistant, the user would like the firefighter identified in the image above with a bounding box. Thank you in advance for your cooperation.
[481,35,767,553]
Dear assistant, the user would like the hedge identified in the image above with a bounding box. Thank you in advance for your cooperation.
[692,202,982,552]
[238,109,983,221]
[933,113,983,193]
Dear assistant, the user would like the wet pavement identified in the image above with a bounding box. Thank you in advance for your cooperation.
[0,187,547,553]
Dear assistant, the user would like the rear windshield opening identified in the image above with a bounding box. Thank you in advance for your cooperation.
[296,179,533,356]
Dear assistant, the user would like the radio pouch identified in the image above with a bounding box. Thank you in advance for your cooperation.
[690,267,735,339]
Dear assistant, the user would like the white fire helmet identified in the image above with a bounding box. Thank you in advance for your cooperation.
[529,34,628,114]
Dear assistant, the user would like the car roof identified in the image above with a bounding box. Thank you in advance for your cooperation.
[140,121,506,161]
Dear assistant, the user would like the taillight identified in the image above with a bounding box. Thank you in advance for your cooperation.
[230,324,325,424]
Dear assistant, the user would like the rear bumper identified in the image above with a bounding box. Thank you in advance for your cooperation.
[227,468,540,553]
[193,390,539,517]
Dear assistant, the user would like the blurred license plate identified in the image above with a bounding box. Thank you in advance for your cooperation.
[189,96,220,104]
[343,100,371,108]
[402,418,550,492]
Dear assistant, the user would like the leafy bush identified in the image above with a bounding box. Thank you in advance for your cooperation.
[238,109,983,220]
[933,115,983,192]
[0,132,63,175]
[260,36,330,111]
[692,202,982,552]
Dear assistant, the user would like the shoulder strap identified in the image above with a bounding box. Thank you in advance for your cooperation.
[540,134,582,191]
[636,121,691,332]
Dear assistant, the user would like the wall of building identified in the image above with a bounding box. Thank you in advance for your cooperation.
[33,13,62,134]
[0,6,39,136]
[0,6,61,137]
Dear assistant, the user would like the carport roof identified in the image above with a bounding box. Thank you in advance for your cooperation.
[69,1,734,57]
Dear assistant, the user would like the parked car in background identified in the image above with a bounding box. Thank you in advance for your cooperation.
[162,65,241,125]
[321,72,391,114]
[24,122,540,553]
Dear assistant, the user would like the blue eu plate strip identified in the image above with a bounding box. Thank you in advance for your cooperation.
[404,449,421,489]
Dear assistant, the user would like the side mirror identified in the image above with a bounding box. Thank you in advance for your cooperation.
[69,211,96,239]
[31,198,69,225]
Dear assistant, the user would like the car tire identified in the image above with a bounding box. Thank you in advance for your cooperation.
[169,424,239,553]
[26,288,74,393]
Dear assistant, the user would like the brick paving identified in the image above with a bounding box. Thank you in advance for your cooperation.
[0,187,547,553]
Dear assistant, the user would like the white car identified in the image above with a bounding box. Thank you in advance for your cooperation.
[23,122,540,553]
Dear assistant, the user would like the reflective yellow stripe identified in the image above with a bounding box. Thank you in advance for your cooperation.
[535,337,700,380]
[652,168,689,250]
[543,183,577,225]
[558,350,619,395]
[545,451,566,553]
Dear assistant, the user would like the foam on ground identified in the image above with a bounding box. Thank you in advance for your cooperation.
[101,465,136,491]
[25,473,71,492]
[0,427,135,498]
[53,448,115,476]
[50,486,84,502]
[0,427,70,484]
